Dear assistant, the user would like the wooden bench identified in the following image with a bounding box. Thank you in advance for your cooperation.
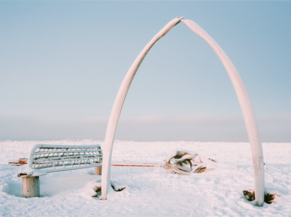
[16,144,102,198]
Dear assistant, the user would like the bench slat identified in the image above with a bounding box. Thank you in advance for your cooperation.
[32,154,102,162]
[34,150,102,155]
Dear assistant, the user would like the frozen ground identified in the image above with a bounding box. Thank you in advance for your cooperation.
[0,140,291,216]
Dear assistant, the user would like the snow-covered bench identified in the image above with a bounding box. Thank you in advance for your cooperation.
[16,144,103,198]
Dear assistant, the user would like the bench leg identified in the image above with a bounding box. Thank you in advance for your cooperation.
[22,176,40,198]
[95,166,102,175]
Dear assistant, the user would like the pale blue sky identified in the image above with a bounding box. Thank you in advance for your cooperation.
[0,1,290,141]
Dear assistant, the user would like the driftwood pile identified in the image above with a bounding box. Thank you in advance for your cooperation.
[162,150,216,175]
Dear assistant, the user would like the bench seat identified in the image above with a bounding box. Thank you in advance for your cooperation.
[16,144,103,197]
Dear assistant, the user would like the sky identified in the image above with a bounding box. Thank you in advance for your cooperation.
[0,1,290,142]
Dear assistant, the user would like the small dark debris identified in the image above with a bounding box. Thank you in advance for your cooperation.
[111,184,126,192]
[243,190,280,204]
[194,167,206,173]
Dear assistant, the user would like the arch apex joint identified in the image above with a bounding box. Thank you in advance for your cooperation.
[175,16,184,26]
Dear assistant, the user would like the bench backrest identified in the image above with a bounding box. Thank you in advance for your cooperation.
[27,144,102,173]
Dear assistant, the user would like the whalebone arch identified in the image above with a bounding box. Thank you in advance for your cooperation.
[100,17,265,206]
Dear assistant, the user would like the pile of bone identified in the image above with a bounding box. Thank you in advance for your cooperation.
[162,150,217,175]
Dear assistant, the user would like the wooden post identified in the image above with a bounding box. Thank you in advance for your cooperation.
[22,176,40,198]
[95,166,102,175]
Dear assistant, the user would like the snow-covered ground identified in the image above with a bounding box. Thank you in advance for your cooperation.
[0,140,290,216]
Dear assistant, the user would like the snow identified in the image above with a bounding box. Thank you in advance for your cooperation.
[0,140,290,216]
